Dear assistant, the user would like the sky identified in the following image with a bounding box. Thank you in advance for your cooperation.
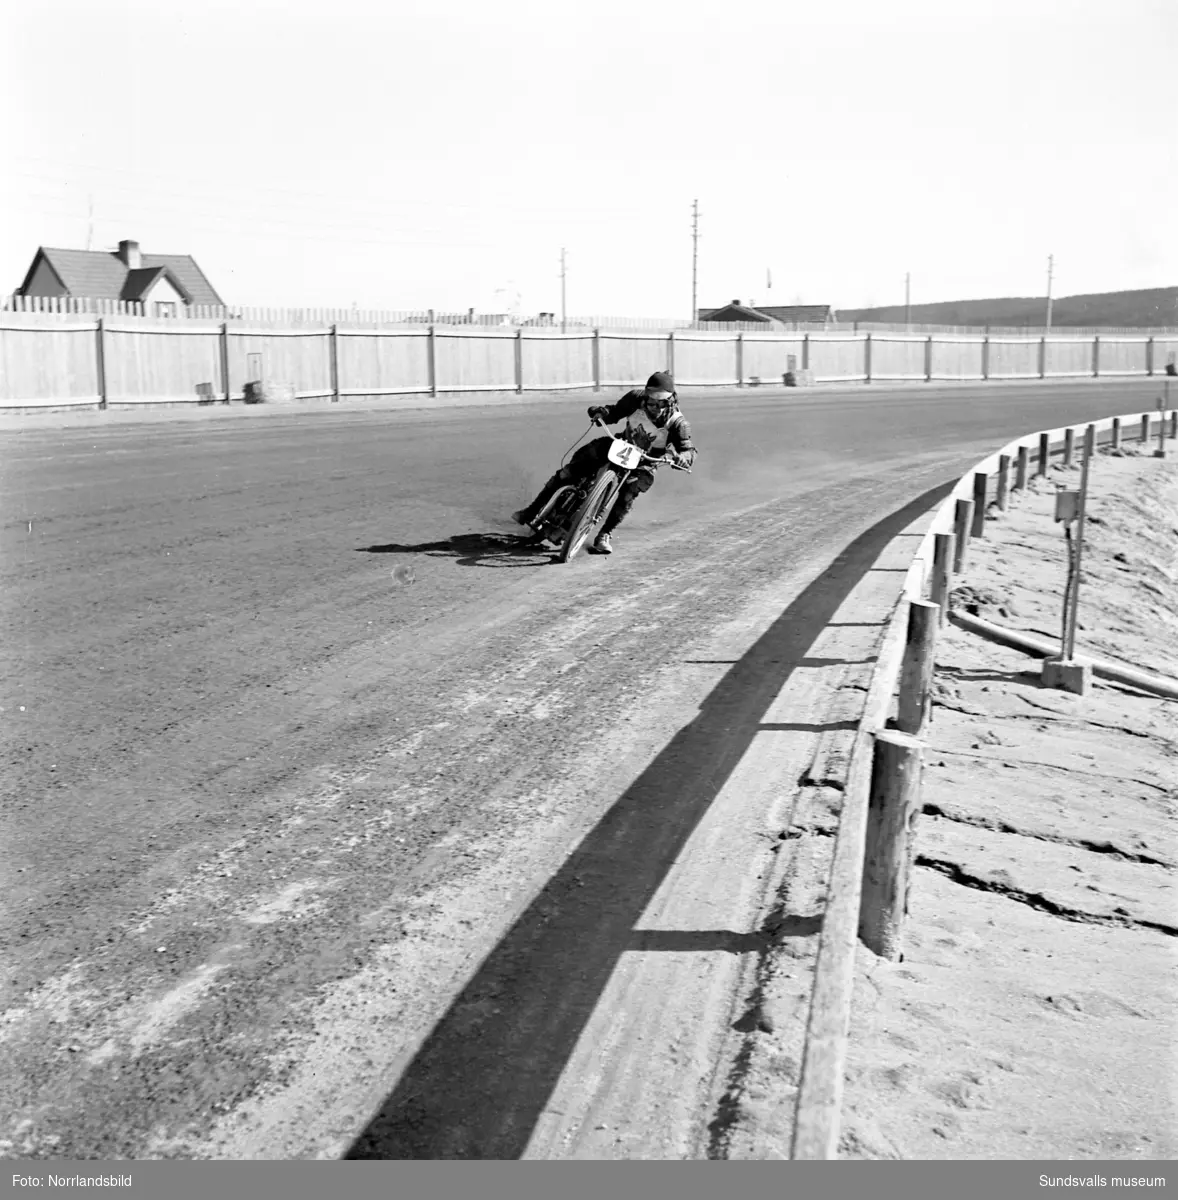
[2,0,1175,318]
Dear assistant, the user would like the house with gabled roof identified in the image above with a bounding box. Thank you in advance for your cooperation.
[698,300,836,327]
[698,300,777,324]
[15,239,224,316]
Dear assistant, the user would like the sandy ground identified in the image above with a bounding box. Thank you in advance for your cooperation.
[2,383,1173,1161]
[826,449,1177,1159]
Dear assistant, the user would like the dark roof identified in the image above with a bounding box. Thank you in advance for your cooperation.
[140,252,222,305]
[698,302,774,323]
[18,246,224,306]
[755,304,834,323]
[119,265,193,303]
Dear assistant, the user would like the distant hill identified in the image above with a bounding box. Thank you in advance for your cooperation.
[836,287,1178,329]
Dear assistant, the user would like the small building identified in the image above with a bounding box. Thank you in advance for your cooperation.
[698,300,836,327]
[15,239,224,316]
[698,300,778,324]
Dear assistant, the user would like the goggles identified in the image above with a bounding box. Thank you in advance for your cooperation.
[645,390,673,404]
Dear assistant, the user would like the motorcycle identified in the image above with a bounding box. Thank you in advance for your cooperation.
[526,418,693,563]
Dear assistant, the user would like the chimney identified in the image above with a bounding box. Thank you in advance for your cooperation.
[732,298,740,306]
[118,240,141,269]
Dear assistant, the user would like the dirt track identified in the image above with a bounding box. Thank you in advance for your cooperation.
[0,380,1166,1159]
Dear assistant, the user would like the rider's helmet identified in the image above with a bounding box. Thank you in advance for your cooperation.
[642,371,676,422]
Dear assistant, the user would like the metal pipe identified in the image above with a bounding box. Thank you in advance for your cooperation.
[948,612,1178,700]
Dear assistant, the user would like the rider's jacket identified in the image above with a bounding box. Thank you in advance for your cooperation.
[598,390,695,460]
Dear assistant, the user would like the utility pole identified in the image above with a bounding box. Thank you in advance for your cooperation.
[559,247,567,333]
[1045,254,1054,333]
[691,199,700,327]
[905,272,911,329]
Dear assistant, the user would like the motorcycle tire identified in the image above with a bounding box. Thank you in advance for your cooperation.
[558,468,619,563]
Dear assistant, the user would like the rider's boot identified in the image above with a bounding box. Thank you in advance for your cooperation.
[589,482,638,554]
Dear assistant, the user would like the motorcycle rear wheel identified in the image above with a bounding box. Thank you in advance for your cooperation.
[558,469,618,563]
[530,486,577,541]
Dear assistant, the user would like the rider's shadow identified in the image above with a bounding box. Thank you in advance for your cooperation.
[357,532,557,569]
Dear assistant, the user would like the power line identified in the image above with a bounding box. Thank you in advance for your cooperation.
[0,195,500,252]
[0,190,502,249]
[7,157,648,223]
[3,184,506,241]
[5,177,647,254]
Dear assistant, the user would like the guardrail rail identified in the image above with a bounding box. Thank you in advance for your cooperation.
[790,404,1178,1159]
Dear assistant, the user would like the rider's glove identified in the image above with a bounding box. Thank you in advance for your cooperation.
[674,448,696,469]
[587,406,610,422]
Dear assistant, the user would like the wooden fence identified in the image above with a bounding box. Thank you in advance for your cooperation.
[790,405,1178,1159]
[3,317,1178,409]
[1,296,810,334]
[6,295,1178,338]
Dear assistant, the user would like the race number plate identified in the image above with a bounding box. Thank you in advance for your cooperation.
[607,440,644,469]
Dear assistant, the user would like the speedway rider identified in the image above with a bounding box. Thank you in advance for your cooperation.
[512,371,696,555]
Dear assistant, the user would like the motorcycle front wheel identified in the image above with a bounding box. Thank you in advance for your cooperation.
[558,469,619,563]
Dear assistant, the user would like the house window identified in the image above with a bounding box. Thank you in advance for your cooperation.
[155,302,178,318]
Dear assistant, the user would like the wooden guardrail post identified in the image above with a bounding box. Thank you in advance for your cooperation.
[1015,444,1029,491]
[1142,412,1151,443]
[1092,335,1101,378]
[930,531,954,623]
[864,333,872,384]
[970,472,988,537]
[667,329,675,377]
[1112,417,1122,450]
[735,331,743,386]
[1038,335,1047,379]
[1037,431,1049,476]
[514,328,524,395]
[859,730,925,960]
[996,454,1011,510]
[924,336,933,382]
[592,328,601,392]
[1063,427,1075,469]
[953,498,973,573]
[896,600,939,735]
[1170,411,1177,439]
[980,335,990,381]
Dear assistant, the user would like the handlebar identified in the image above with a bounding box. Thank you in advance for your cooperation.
[591,418,692,472]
